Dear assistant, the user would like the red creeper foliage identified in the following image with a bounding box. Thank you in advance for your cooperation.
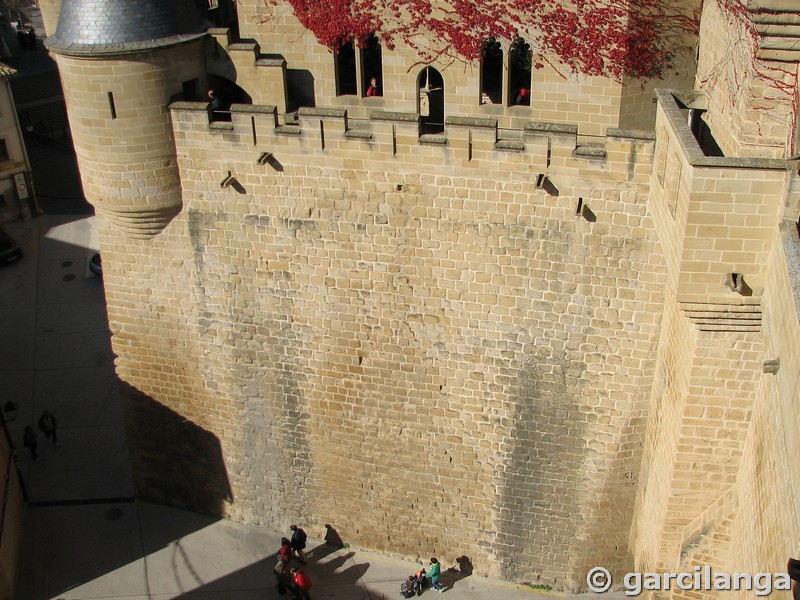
[263,0,700,80]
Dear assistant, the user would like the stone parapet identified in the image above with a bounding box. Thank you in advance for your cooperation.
[651,90,790,304]
[172,102,656,193]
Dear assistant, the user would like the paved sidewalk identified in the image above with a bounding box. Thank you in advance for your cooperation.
[21,499,569,600]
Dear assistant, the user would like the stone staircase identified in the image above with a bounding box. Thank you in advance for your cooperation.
[749,1,800,62]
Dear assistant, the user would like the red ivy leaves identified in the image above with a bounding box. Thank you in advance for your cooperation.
[265,0,700,80]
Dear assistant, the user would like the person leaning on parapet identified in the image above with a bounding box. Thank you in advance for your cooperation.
[290,524,308,562]
[208,88,231,121]
[38,409,58,446]
[23,426,38,460]
[207,88,224,119]
[366,76,380,97]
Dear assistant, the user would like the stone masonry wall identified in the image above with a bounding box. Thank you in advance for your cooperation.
[99,103,667,591]
[696,0,793,159]
[236,0,700,136]
[629,90,800,598]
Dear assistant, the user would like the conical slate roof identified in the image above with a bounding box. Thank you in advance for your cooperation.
[46,0,207,56]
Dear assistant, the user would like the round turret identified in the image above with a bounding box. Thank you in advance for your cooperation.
[46,0,208,237]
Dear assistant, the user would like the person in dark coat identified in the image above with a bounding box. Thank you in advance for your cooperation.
[290,524,307,562]
[38,409,58,446]
[23,426,38,460]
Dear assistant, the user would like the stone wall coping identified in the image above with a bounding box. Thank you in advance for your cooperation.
[169,101,209,111]
[658,89,788,171]
[369,110,419,123]
[345,129,373,140]
[298,107,348,119]
[419,134,447,145]
[229,40,259,52]
[525,121,579,135]
[275,125,302,135]
[255,56,286,67]
[607,128,656,141]
[207,27,230,36]
[495,139,525,151]
[445,116,498,129]
[209,121,234,131]
[231,104,277,115]
[575,145,607,158]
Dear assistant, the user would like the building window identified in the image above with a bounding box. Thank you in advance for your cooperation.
[509,37,531,106]
[108,92,117,119]
[480,39,503,105]
[182,78,200,101]
[0,139,9,162]
[335,40,357,96]
[418,66,444,135]
[361,34,382,97]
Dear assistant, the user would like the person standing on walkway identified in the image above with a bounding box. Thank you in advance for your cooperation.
[291,566,312,600]
[290,524,307,563]
[427,557,443,592]
[274,537,293,594]
[23,426,38,460]
[38,409,58,446]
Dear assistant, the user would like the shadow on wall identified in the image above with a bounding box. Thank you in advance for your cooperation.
[119,381,233,517]
[287,69,316,112]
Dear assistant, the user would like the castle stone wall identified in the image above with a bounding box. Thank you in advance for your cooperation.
[97,103,668,591]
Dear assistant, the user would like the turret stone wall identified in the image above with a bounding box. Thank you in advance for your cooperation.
[53,42,207,236]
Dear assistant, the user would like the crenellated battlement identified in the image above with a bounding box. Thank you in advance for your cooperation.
[170,101,656,195]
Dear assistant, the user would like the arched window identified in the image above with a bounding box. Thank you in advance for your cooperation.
[361,34,383,97]
[480,39,503,105]
[509,37,532,106]
[418,66,444,135]
[335,40,357,96]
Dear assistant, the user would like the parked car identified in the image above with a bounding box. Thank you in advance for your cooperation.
[89,252,102,277]
[0,228,22,265]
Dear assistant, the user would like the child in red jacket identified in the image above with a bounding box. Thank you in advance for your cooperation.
[291,567,312,599]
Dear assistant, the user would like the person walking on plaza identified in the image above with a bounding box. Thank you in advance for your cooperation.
[290,524,307,563]
[23,426,38,460]
[291,566,313,600]
[38,409,58,446]
[274,537,293,594]
[427,557,443,592]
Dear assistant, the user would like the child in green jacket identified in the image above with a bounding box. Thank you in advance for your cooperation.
[427,557,443,592]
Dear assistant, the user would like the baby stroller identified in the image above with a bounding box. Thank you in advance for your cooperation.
[400,569,426,597]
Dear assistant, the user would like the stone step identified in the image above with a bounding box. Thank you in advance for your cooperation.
[681,301,762,333]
